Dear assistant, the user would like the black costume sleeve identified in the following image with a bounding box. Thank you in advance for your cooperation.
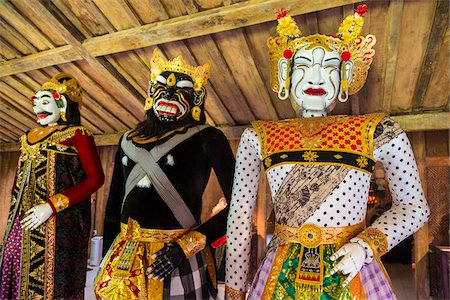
[195,127,235,243]
[102,139,126,255]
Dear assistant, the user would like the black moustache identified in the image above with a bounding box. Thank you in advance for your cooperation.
[36,111,53,116]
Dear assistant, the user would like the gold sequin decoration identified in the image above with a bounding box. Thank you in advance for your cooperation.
[176,231,206,259]
[356,228,389,257]
[48,193,69,212]
[225,285,246,300]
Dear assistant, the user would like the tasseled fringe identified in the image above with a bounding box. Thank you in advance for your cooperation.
[295,282,323,300]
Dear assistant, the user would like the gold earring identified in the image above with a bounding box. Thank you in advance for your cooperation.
[191,106,201,121]
[60,112,67,122]
[144,97,153,110]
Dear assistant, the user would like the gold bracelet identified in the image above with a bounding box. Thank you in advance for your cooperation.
[225,285,246,300]
[48,193,69,212]
[176,231,206,259]
[357,227,388,257]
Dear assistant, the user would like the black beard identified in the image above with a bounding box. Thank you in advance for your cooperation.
[133,110,190,140]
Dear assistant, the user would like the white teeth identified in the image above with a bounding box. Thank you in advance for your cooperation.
[170,108,176,114]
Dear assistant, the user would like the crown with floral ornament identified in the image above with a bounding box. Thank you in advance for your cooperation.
[267,5,376,95]
[150,49,211,91]
[41,72,83,106]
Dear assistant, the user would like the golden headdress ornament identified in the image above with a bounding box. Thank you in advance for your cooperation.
[41,72,83,106]
[268,5,376,95]
[150,50,211,91]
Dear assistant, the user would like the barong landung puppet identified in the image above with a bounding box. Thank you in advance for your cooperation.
[0,73,105,299]
[225,5,429,300]
[95,51,235,299]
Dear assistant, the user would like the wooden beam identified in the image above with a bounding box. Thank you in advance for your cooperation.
[412,0,448,111]
[2,112,447,151]
[392,112,450,132]
[0,0,360,78]
[425,156,450,167]
[381,0,404,113]
[0,45,81,77]
[85,0,360,56]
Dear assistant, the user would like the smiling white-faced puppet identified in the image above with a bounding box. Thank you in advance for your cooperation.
[225,6,429,300]
[0,73,104,300]
[95,51,235,300]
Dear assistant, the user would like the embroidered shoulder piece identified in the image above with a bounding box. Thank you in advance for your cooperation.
[252,113,384,174]
[373,116,404,150]
[356,227,388,257]
[21,126,92,160]
[176,231,206,259]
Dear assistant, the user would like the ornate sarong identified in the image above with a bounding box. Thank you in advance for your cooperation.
[95,218,212,300]
[0,126,92,299]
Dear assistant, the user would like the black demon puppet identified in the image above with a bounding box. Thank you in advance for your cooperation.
[95,50,235,300]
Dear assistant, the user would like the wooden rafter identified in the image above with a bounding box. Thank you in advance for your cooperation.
[0,0,360,78]
[412,0,448,111]
[2,0,144,123]
[381,0,404,113]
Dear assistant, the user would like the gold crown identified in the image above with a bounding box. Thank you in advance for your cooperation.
[268,5,376,95]
[150,50,211,91]
[41,73,83,106]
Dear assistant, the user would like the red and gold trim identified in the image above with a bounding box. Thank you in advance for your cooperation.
[253,114,384,158]
[356,228,388,257]
[47,193,69,213]
[225,285,246,300]
[253,114,384,173]
[176,231,206,259]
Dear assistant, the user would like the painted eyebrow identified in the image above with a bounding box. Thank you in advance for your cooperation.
[296,56,312,62]
[324,58,341,62]
[40,94,52,99]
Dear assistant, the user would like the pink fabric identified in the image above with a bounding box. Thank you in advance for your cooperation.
[247,249,276,300]
[0,216,23,300]
[360,260,397,299]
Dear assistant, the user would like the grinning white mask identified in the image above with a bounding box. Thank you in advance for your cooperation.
[31,90,67,126]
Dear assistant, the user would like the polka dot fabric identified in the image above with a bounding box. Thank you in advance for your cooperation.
[306,170,371,227]
[225,120,429,295]
[226,128,261,292]
[369,132,429,250]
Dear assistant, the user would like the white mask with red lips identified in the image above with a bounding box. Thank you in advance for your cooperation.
[31,90,67,126]
[279,46,353,118]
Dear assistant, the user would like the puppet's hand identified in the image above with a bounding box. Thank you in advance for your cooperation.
[330,242,366,287]
[21,203,53,230]
[146,243,185,280]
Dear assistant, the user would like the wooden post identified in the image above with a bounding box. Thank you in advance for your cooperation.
[411,132,430,299]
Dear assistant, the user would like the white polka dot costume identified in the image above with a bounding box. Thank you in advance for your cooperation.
[225,115,429,298]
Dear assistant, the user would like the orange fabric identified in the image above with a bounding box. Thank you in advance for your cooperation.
[252,114,384,159]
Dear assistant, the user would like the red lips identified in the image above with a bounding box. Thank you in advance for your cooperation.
[37,113,51,119]
[304,88,326,96]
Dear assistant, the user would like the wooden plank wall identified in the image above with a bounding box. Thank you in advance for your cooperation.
[410,130,449,299]
[0,151,19,241]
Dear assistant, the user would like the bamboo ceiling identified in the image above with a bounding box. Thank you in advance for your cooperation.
[0,0,448,150]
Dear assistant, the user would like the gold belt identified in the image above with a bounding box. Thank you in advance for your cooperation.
[120,218,189,243]
[275,222,365,248]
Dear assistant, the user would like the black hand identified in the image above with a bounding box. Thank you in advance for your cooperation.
[147,243,185,280]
